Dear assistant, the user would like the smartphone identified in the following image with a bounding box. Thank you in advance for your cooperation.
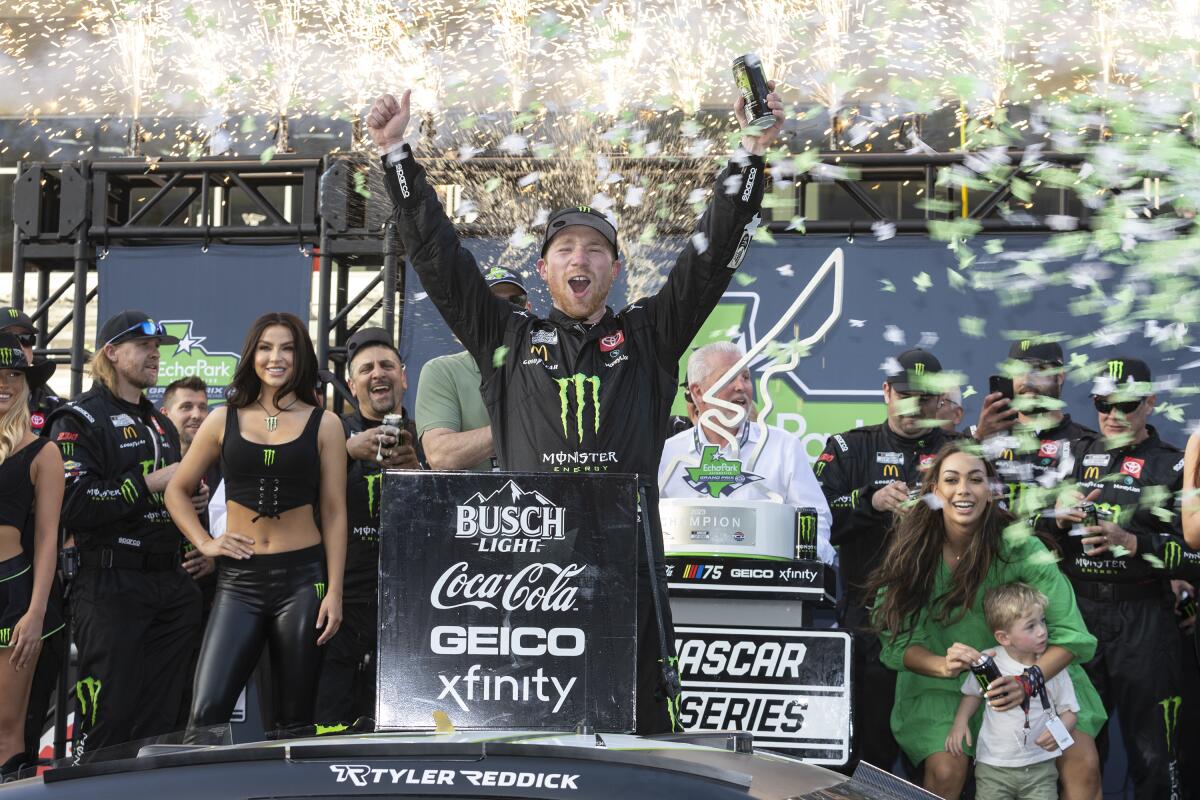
[989,374,1014,401]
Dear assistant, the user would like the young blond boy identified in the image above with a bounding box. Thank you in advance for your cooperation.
[945,582,1079,800]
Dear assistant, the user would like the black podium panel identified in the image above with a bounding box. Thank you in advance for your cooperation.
[378,472,639,732]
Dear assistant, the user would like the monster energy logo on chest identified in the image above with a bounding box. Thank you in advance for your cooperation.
[263,448,276,467]
[0,348,12,366]
[555,374,601,442]
[365,472,383,517]
[0,628,10,646]
[119,478,139,504]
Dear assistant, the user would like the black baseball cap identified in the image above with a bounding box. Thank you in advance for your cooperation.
[345,327,400,364]
[1093,356,1153,396]
[540,206,619,258]
[886,348,943,393]
[97,310,179,349]
[482,267,526,293]
[1008,339,1064,365]
[0,332,55,388]
[0,307,34,333]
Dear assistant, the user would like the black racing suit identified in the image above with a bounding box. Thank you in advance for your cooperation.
[1056,425,1192,800]
[384,144,765,734]
[314,409,422,729]
[24,384,66,759]
[814,422,962,771]
[46,385,201,761]
[990,413,1095,521]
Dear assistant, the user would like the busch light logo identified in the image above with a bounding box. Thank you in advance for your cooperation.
[456,480,565,540]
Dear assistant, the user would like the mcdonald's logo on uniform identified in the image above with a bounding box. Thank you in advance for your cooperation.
[883,464,901,478]
[122,426,138,440]
[1000,449,1015,461]
[1084,467,1101,480]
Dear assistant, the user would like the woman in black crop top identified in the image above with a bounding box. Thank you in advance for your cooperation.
[165,313,346,738]
[0,333,63,776]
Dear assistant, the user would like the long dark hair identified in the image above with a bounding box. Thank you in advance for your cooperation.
[225,312,319,409]
[866,441,1015,641]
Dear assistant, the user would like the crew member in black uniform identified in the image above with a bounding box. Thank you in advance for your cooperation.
[0,308,64,437]
[314,327,421,730]
[813,348,962,773]
[368,84,781,733]
[0,309,67,764]
[46,311,203,760]
[0,334,63,779]
[1054,356,1192,800]
[165,312,346,739]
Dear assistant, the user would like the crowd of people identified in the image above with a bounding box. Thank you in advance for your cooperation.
[0,81,1195,800]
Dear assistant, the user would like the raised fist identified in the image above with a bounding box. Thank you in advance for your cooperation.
[366,91,411,153]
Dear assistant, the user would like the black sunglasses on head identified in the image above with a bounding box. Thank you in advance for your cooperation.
[508,294,528,308]
[11,332,35,347]
[1093,396,1142,415]
[104,320,168,348]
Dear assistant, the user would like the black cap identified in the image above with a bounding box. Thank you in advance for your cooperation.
[482,266,527,293]
[345,327,399,364]
[540,206,619,257]
[96,310,179,349]
[0,307,34,333]
[886,348,943,393]
[0,333,55,388]
[1093,356,1153,396]
[1008,339,1064,365]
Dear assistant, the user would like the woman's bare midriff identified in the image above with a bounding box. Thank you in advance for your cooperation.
[0,527,22,563]
[224,502,322,554]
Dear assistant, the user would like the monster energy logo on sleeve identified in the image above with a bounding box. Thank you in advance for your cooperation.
[76,676,102,726]
[365,472,383,517]
[314,582,327,600]
[1108,360,1124,380]
[1164,540,1183,571]
[0,348,12,366]
[0,628,10,646]
[554,374,601,442]
[60,442,74,457]
[119,478,139,504]
[263,448,276,467]
[1160,695,1182,748]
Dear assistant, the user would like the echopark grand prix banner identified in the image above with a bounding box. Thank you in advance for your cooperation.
[401,233,1191,460]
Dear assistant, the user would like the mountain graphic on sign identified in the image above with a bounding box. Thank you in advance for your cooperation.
[463,480,558,508]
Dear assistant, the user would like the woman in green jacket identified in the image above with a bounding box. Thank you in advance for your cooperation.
[867,442,1104,799]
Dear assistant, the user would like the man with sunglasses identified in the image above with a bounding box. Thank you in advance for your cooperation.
[976,341,1096,520]
[46,310,204,760]
[814,347,963,772]
[0,307,65,437]
[1054,356,1194,799]
[415,268,530,473]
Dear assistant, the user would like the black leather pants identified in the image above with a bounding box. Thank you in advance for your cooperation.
[187,545,325,733]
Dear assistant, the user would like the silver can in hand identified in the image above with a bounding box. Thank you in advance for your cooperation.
[377,413,405,462]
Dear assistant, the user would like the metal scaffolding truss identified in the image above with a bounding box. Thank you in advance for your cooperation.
[11,148,1095,399]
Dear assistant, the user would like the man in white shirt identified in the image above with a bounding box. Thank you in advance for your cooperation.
[658,341,835,564]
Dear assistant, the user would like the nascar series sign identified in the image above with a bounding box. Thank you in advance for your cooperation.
[377,471,639,731]
[675,626,852,766]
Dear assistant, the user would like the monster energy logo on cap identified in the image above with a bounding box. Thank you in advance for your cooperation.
[1021,340,1032,351]
[76,676,102,726]
[0,348,12,366]
[119,478,138,504]
[263,448,276,467]
[1108,360,1124,380]
[314,582,326,600]
[5,309,16,318]
[795,508,818,560]
[913,362,926,376]
[554,374,601,442]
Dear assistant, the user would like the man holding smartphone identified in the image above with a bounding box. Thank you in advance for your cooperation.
[973,341,1095,520]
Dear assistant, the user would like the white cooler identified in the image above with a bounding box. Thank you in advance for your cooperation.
[659,498,798,560]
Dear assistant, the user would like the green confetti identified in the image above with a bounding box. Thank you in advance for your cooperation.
[879,279,896,293]
[733,272,757,287]
[1142,554,1165,569]
[959,316,986,338]
[947,268,967,291]
[353,171,371,199]
[913,272,932,292]
[962,385,977,400]
[484,177,503,194]
[492,346,509,368]
[259,146,276,164]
